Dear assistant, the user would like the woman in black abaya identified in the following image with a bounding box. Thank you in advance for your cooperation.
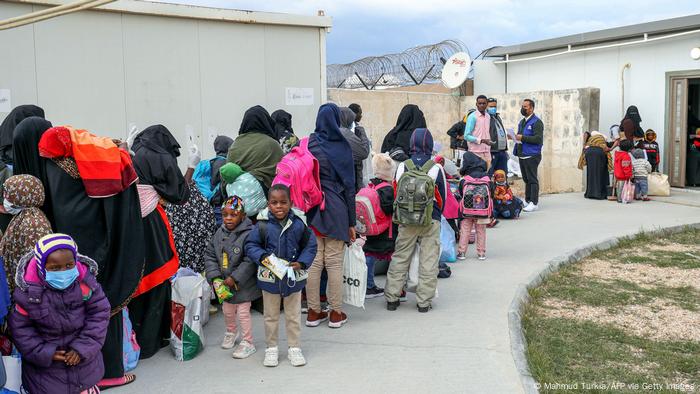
[578,131,614,200]
[381,104,427,159]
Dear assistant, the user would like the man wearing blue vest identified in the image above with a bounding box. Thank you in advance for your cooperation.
[513,99,544,212]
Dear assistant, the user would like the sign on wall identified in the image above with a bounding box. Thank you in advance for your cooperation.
[0,89,11,113]
[285,87,314,106]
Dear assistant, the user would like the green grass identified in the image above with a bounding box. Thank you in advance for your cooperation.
[523,228,700,393]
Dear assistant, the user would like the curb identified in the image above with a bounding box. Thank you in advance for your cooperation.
[507,222,700,394]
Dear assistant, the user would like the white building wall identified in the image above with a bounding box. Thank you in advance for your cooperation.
[0,2,326,165]
[478,34,700,170]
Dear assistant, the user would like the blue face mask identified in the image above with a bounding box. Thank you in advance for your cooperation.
[45,266,79,290]
[487,107,497,115]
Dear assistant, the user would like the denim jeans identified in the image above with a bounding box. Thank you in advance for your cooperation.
[635,177,649,198]
[213,206,222,227]
[489,151,509,176]
[365,255,377,289]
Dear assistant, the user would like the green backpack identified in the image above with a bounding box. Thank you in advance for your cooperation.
[393,159,435,226]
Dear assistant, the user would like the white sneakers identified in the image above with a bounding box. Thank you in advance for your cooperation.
[523,202,539,212]
[232,340,256,359]
[263,346,306,367]
[221,332,237,350]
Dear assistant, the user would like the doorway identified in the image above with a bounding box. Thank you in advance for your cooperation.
[666,73,700,188]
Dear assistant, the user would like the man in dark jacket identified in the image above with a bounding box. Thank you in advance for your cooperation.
[487,98,508,176]
[512,99,544,212]
[447,115,469,151]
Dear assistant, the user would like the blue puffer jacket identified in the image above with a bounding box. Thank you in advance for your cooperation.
[245,208,317,296]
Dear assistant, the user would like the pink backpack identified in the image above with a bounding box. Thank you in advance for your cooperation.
[355,181,392,236]
[272,137,325,212]
[460,175,492,218]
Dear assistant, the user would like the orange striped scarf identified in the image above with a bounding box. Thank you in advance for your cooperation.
[38,126,138,198]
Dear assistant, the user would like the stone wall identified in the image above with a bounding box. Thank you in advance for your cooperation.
[327,87,600,194]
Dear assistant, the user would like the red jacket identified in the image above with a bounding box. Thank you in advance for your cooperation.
[614,151,633,180]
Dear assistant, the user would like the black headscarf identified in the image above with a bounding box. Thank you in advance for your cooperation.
[0,105,44,165]
[271,110,294,138]
[313,103,355,194]
[132,125,189,204]
[239,106,277,140]
[381,104,427,154]
[213,135,233,156]
[624,106,642,123]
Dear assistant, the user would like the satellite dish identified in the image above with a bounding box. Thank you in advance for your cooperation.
[441,52,471,89]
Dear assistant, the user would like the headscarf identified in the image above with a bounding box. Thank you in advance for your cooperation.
[409,128,434,164]
[621,106,643,139]
[460,151,488,178]
[381,104,427,154]
[239,105,277,140]
[339,107,356,129]
[132,125,189,204]
[0,105,44,165]
[271,110,294,137]
[11,117,54,222]
[0,175,52,291]
[313,103,355,194]
[494,170,507,186]
[578,131,613,171]
[222,195,245,213]
[624,106,642,123]
[213,135,234,156]
[132,124,181,158]
[33,233,77,278]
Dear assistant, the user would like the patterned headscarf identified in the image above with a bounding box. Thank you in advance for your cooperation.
[222,195,245,213]
[0,175,52,290]
[34,233,78,277]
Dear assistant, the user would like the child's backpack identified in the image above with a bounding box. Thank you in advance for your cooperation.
[192,157,225,201]
[272,137,325,212]
[461,175,492,218]
[356,181,392,236]
[393,160,436,227]
[614,151,633,180]
[122,307,140,372]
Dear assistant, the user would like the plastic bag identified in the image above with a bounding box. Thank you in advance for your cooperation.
[648,172,671,196]
[2,353,22,394]
[122,308,140,372]
[342,242,367,309]
[170,269,211,361]
[439,217,457,262]
[621,180,635,204]
[406,245,420,293]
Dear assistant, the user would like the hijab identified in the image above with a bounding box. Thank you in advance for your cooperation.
[12,117,53,211]
[339,107,356,130]
[213,135,234,156]
[271,110,294,138]
[382,104,427,154]
[313,103,355,193]
[239,106,277,140]
[132,124,181,158]
[132,125,189,204]
[0,105,44,166]
[624,105,642,124]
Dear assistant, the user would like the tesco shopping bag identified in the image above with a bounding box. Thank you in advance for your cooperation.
[342,242,367,309]
[439,216,457,262]
[170,269,211,361]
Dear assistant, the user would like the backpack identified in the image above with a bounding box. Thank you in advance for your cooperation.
[461,175,492,218]
[192,157,225,201]
[122,307,140,372]
[225,172,267,217]
[272,137,324,212]
[356,181,392,236]
[393,160,436,227]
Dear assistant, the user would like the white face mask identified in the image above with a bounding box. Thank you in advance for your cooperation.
[286,266,297,287]
[3,199,22,215]
[350,122,356,133]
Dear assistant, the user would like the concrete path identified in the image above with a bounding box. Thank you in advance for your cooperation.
[114,193,700,394]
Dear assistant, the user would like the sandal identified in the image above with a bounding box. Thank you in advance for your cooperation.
[98,374,136,390]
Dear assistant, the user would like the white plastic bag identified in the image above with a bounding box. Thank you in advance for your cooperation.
[406,245,420,293]
[170,269,211,361]
[342,242,367,309]
[439,216,457,262]
[2,354,22,394]
[648,172,671,196]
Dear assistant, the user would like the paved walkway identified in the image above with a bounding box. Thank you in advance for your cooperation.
[115,193,700,394]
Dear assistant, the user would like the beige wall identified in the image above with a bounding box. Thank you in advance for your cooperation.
[328,87,600,194]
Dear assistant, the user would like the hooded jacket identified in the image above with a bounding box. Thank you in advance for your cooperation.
[245,208,317,296]
[339,107,370,192]
[204,217,260,304]
[9,252,110,394]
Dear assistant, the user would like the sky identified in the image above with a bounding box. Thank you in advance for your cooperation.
[157,0,700,64]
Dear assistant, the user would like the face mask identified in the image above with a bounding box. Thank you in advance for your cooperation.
[350,122,356,133]
[45,266,79,290]
[3,199,22,215]
[487,107,497,115]
[286,266,297,288]
[520,108,528,117]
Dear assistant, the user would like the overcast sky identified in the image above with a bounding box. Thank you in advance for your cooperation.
[158,0,700,64]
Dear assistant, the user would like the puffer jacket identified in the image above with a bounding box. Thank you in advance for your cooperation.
[203,218,261,304]
[9,252,110,394]
[245,208,317,297]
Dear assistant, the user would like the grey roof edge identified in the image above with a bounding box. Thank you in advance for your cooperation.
[487,13,700,57]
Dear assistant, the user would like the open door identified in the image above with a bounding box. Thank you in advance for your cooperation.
[668,77,688,187]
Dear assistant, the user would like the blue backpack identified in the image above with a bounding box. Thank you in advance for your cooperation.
[122,308,140,372]
[193,157,225,201]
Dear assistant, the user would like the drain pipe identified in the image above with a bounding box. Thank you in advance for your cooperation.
[620,63,631,116]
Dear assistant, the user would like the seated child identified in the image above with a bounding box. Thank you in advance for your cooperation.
[9,234,110,394]
[457,152,492,261]
[204,196,261,358]
[631,149,652,201]
[492,170,524,219]
[245,184,317,368]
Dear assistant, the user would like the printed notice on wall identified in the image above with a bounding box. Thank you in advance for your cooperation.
[285,88,314,106]
[0,89,11,113]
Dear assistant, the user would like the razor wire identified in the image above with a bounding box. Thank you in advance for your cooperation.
[327,39,468,89]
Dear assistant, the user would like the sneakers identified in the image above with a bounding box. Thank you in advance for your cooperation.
[457,252,467,260]
[523,202,539,212]
[365,286,384,299]
[418,304,432,313]
[328,310,348,328]
[478,254,487,261]
[487,219,499,228]
[387,300,400,311]
[305,309,328,327]
[221,332,237,350]
[231,340,256,359]
[263,347,279,367]
[287,347,306,367]
[400,290,407,302]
